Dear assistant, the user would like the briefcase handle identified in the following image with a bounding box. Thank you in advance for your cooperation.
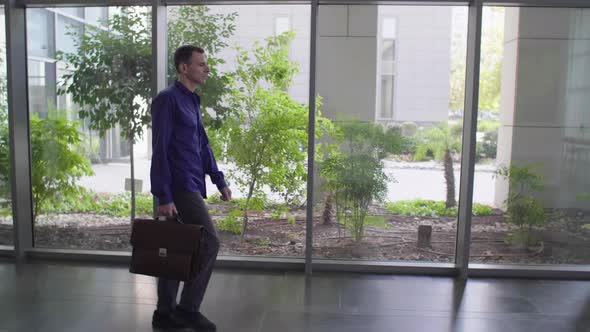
[157,215,184,224]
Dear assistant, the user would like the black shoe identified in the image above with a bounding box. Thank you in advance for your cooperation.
[175,307,217,331]
[152,310,190,329]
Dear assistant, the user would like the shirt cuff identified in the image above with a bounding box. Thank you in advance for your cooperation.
[216,178,228,193]
[156,188,173,206]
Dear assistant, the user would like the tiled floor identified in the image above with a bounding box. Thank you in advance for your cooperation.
[0,260,588,332]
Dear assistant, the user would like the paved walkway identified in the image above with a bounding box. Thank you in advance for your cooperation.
[78,157,498,206]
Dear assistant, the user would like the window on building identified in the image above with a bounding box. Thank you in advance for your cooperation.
[27,9,55,58]
[379,17,396,119]
[58,7,84,18]
[275,16,290,35]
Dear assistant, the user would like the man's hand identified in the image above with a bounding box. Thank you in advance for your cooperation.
[158,202,177,217]
[220,187,232,201]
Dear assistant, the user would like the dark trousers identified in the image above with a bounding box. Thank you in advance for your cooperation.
[156,191,220,313]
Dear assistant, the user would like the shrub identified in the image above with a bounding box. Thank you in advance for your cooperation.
[401,122,418,137]
[270,204,295,224]
[387,199,454,217]
[42,189,153,217]
[496,164,547,248]
[472,203,493,216]
[478,130,498,160]
[217,208,242,234]
[365,215,389,229]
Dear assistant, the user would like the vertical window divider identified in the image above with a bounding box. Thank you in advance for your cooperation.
[455,0,482,279]
[6,0,34,259]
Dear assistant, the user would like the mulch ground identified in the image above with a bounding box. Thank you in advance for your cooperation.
[1,203,589,265]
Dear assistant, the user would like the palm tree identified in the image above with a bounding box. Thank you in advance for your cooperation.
[414,122,462,208]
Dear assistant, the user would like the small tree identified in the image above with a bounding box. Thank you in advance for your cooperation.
[496,164,546,248]
[222,32,333,238]
[58,8,152,141]
[57,7,237,218]
[0,106,94,223]
[59,7,238,137]
[414,122,462,208]
[57,8,151,220]
[321,120,404,241]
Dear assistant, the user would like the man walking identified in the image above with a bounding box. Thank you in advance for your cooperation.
[150,45,231,331]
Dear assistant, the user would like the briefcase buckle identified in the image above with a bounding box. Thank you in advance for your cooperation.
[158,248,167,257]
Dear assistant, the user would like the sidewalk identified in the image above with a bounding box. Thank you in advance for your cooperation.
[78,157,497,205]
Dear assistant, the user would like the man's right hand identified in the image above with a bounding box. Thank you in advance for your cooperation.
[158,202,177,217]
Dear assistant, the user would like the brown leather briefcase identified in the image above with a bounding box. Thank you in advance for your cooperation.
[129,217,203,281]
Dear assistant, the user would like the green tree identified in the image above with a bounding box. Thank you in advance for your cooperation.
[0,106,94,223]
[57,8,151,220]
[449,7,504,112]
[414,122,462,207]
[58,7,237,138]
[57,8,152,141]
[222,32,333,238]
[56,6,237,218]
[320,120,404,241]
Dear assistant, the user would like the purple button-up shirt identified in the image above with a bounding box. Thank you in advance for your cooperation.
[150,81,227,205]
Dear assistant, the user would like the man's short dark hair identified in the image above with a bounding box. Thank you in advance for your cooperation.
[174,45,205,73]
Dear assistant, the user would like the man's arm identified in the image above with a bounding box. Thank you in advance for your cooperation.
[150,93,175,206]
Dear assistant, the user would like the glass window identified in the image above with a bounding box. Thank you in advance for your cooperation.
[471,6,590,265]
[28,60,56,116]
[379,18,396,119]
[27,7,151,251]
[314,5,467,263]
[380,75,394,118]
[382,39,395,61]
[57,16,83,54]
[58,7,84,19]
[382,17,396,39]
[168,5,310,258]
[0,7,12,246]
[275,16,290,35]
[27,9,55,58]
[85,7,108,27]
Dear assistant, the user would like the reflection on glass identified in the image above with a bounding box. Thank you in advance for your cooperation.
[313,5,468,263]
[471,7,590,265]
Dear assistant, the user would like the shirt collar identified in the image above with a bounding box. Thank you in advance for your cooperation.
[174,80,195,96]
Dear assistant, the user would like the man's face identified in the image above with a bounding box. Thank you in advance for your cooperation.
[182,51,210,86]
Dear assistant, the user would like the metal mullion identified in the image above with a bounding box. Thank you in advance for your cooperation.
[317,0,468,5]
[20,0,152,7]
[305,0,318,275]
[455,0,482,279]
[483,0,590,8]
[164,0,310,5]
[150,0,166,216]
[6,0,34,260]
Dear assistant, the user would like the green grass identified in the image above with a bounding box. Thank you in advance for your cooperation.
[365,215,389,229]
[386,199,493,217]
[41,189,153,217]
